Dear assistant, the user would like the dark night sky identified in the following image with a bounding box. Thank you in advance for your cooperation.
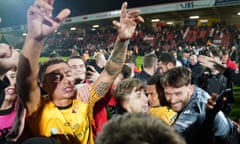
[0,0,188,27]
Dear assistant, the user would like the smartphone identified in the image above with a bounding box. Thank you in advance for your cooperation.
[86,65,94,72]
[215,88,232,108]
[86,59,96,66]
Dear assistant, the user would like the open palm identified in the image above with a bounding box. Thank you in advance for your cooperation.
[27,0,70,40]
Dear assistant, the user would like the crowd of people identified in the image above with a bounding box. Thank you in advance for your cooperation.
[39,17,240,61]
[0,0,240,144]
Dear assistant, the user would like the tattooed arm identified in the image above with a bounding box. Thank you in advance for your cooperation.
[90,2,144,97]
[91,40,129,97]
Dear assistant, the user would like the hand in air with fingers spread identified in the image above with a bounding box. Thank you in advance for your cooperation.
[198,55,226,73]
[112,2,144,41]
[27,0,71,41]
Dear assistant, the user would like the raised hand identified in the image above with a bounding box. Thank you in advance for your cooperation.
[112,2,144,41]
[207,92,226,111]
[0,44,19,75]
[232,118,240,133]
[76,83,90,103]
[0,43,13,58]
[27,0,71,41]
[198,55,226,73]
[86,65,100,81]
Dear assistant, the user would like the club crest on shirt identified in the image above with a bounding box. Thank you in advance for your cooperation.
[72,104,79,113]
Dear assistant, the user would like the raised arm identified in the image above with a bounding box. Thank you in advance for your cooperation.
[91,2,144,97]
[198,55,226,73]
[17,0,70,112]
[198,55,240,86]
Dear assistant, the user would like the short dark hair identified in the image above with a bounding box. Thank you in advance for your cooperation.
[182,48,190,53]
[158,53,176,66]
[147,74,168,106]
[143,53,157,68]
[125,54,135,64]
[49,51,60,59]
[38,58,66,82]
[121,64,132,79]
[113,78,145,104]
[161,67,191,88]
[209,48,223,59]
[95,112,186,144]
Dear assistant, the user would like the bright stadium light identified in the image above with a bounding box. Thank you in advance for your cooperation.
[189,16,199,19]
[151,19,160,22]
[200,19,208,23]
[70,27,77,31]
[22,33,27,36]
[92,25,99,28]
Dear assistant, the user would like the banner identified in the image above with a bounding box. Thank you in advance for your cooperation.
[215,0,240,6]
[177,0,215,10]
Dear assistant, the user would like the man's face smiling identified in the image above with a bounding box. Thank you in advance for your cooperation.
[146,84,160,107]
[164,85,193,112]
[123,87,149,113]
[68,58,86,82]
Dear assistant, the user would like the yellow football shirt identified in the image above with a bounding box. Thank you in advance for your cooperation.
[26,87,101,144]
[150,106,177,126]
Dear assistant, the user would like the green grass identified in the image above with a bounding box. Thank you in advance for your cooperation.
[136,56,144,69]
[39,57,50,62]
[230,85,240,121]
[39,57,68,63]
